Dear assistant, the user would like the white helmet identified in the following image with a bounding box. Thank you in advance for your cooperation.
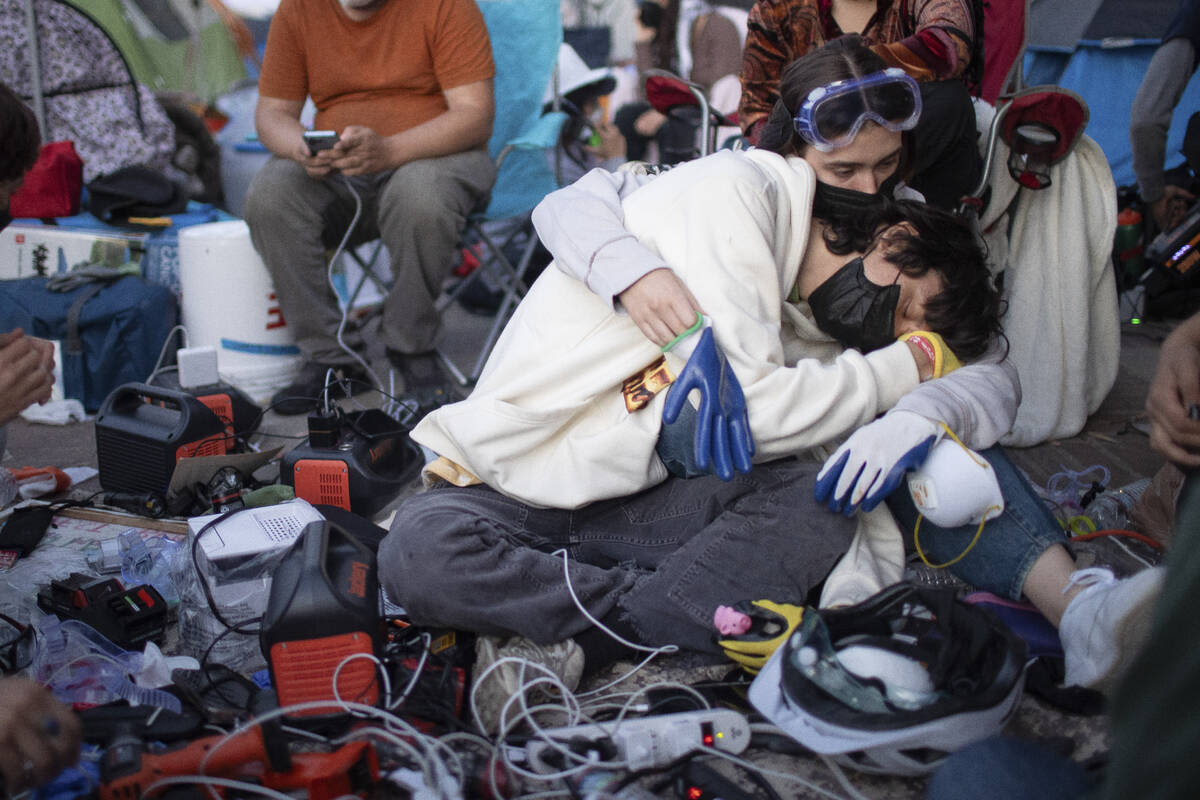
[748,582,1026,777]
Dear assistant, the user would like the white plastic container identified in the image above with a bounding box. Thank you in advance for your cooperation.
[177,220,302,404]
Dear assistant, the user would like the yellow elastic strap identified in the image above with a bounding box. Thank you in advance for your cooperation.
[913,507,1001,569]
[912,424,997,569]
[938,423,987,467]
[1065,514,1097,537]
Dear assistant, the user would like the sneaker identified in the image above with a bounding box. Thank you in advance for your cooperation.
[471,635,584,736]
[386,350,461,416]
[269,361,368,416]
[1057,566,1165,691]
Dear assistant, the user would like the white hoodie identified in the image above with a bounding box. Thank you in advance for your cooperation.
[412,149,923,508]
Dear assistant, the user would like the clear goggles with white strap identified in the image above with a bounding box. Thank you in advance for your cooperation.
[792,68,922,152]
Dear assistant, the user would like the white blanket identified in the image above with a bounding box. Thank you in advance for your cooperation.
[979,126,1120,447]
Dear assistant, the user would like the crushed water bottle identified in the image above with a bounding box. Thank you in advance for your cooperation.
[119,529,180,609]
[1084,478,1151,531]
[32,618,181,712]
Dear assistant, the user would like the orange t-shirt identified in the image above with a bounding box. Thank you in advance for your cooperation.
[259,0,495,137]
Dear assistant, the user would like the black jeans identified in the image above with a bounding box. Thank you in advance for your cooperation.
[377,457,855,654]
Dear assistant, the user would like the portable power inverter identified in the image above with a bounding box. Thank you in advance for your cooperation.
[260,519,383,718]
[94,383,229,494]
[281,408,422,517]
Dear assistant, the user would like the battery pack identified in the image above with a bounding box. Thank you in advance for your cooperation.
[281,409,421,517]
[260,519,382,717]
[94,383,229,494]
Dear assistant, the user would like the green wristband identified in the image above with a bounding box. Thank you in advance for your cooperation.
[660,312,705,354]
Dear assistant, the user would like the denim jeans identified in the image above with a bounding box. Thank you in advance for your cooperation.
[377,457,856,654]
[925,737,1098,800]
[888,446,1067,600]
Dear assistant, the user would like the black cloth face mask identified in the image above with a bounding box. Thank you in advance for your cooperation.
[806,256,901,353]
[810,175,898,221]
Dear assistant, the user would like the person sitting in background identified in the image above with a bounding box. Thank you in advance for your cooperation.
[1130,0,1200,233]
[739,0,984,208]
[244,0,496,416]
[550,43,627,185]
[614,0,750,164]
[0,82,80,796]
[0,82,59,442]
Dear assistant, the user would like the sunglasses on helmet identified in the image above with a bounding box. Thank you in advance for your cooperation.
[793,68,922,152]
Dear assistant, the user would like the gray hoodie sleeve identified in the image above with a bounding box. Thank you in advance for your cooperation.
[1131,36,1197,204]
[531,167,667,307]
[890,344,1020,450]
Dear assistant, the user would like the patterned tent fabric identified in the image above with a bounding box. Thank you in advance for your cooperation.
[0,0,175,182]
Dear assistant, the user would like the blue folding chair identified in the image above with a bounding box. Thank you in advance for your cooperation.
[434,0,568,385]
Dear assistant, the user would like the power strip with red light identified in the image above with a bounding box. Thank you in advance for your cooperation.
[526,709,750,773]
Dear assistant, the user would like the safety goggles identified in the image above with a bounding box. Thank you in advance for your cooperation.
[793,69,922,152]
[783,607,940,713]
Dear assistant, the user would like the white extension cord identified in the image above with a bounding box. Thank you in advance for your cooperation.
[526,708,751,773]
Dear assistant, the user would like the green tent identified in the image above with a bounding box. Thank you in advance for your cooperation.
[64,0,247,103]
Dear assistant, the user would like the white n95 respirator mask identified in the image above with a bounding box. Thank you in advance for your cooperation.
[906,438,1004,528]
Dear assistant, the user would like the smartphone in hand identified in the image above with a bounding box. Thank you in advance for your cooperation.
[303,130,340,155]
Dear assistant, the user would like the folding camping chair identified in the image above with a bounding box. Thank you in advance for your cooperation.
[642,69,737,159]
[959,0,1120,447]
[962,0,1091,215]
[431,0,567,386]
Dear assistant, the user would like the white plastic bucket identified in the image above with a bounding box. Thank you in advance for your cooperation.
[178,220,302,404]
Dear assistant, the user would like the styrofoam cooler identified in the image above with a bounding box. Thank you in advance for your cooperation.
[177,220,302,404]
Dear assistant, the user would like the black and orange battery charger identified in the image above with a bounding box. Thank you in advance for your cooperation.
[280,408,421,517]
[260,519,383,719]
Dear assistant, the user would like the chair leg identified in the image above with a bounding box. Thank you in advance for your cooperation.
[436,218,539,386]
[468,230,541,380]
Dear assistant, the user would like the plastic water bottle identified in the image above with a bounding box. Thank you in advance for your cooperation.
[119,530,180,608]
[1085,478,1151,531]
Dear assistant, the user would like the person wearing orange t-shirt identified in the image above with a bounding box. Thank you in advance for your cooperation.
[244,0,497,415]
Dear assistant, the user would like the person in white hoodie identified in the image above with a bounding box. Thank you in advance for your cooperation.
[378,40,1159,727]
[379,42,993,665]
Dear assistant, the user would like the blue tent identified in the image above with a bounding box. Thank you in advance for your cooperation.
[1023,0,1200,188]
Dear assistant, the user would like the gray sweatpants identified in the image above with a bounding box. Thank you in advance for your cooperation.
[377,457,856,655]
[243,151,496,364]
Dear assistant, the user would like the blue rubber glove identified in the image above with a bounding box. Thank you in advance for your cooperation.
[814,411,941,516]
[662,327,754,481]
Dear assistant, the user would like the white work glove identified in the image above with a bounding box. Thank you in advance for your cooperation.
[814,411,943,516]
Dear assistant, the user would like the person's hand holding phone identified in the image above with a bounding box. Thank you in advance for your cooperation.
[298,130,340,177]
[329,126,392,176]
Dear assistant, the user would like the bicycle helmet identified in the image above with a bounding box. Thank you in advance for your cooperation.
[748,582,1027,776]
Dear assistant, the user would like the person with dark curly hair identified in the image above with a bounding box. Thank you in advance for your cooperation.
[0,82,41,228]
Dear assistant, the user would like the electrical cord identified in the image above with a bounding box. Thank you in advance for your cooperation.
[326,174,385,393]
[189,507,264,635]
[146,323,190,385]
